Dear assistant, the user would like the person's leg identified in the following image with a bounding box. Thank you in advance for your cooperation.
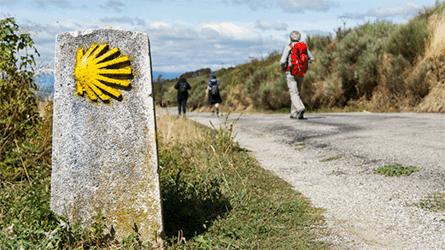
[182,98,187,115]
[287,74,305,112]
[215,103,220,116]
[295,76,306,119]
[177,97,182,115]
[286,73,300,117]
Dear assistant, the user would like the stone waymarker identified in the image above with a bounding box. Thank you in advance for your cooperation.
[51,29,163,246]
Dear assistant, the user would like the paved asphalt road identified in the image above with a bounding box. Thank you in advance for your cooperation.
[181,111,445,249]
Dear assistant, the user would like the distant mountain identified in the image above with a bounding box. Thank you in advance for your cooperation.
[33,71,180,100]
[153,71,181,80]
[34,72,54,100]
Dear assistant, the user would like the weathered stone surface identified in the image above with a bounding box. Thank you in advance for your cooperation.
[51,29,163,246]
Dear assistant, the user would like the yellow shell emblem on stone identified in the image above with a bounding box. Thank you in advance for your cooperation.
[74,44,132,102]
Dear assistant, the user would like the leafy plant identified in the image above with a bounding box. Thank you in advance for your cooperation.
[0,17,40,170]
[386,17,429,63]
[374,164,418,177]
[418,192,445,212]
[335,22,396,99]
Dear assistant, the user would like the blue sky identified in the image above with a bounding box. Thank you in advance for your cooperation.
[0,0,437,74]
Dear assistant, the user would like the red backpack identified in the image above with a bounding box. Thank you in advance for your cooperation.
[289,42,309,77]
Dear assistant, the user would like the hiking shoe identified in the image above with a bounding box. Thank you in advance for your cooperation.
[297,110,305,120]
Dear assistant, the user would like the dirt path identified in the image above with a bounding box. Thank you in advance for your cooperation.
[183,111,445,249]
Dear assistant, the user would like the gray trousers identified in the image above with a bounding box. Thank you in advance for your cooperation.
[286,72,305,116]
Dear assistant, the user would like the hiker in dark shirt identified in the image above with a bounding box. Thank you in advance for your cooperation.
[207,74,222,116]
[174,77,191,117]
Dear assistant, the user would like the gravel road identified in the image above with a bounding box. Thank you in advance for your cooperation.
[183,111,445,249]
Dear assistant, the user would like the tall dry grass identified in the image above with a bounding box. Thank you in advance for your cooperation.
[415,11,445,112]
[156,115,327,248]
[157,115,207,144]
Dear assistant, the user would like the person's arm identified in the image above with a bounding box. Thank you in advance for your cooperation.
[280,45,291,71]
[186,81,191,90]
[207,81,211,90]
[308,49,315,62]
[174,81,179,89]
[205,81,209,96]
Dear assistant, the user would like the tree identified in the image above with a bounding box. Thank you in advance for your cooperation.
[0,17,40,167]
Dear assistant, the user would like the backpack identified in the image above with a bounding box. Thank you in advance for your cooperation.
[289,42,309,77]
[178,80,188,93]
[209,79,219,95]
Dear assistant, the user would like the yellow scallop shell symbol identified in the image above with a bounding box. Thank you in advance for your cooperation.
[74,43,132,102]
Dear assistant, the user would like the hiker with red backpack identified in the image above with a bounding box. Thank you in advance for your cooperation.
[280,31,314,120]
[175,76,192,117]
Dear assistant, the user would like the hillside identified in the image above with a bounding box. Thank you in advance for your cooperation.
[156,3,445,113]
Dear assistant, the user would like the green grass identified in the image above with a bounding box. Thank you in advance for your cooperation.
[158,116,327,249]
[374,164,418,177]
[418,192,445,212]
[320,155,342,162]
[0,109,147,248]
[0,113,327,249]
[293,142,306,150]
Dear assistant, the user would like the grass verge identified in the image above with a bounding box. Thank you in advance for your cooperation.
[1,111,327,249]
[374,164,418,177]
[158,115,327,249]
[418,192,445,212]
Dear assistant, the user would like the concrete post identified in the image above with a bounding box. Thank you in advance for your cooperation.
[51,29,163,247]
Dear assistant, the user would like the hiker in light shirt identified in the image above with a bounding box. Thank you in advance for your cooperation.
[280,31,314,120]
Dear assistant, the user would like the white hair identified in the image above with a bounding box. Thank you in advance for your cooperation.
[290,31,301,42]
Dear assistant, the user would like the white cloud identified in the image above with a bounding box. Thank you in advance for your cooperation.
[149,0,337,13]
[223,0,271,10]
[0,0,73,8]
[33,0,71,8]
[148,21,171,30]
[201,22,258,41]
[100,16,145,26]
[225,0,337,12]
[277,0,337,12]
[20,18,287,73]
[255,20,288,31]
[342,2,421,20]
[99,0,126,13]
[0,0,18,5]
[303,29,332,37]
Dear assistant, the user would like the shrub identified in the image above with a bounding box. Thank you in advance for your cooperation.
[257,75,290,110]
[306,35,332,52]
[0,17,41,176]
[335,22,396,100]
[386,17,429,63]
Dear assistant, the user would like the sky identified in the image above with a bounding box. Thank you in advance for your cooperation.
[0,0,438,75]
